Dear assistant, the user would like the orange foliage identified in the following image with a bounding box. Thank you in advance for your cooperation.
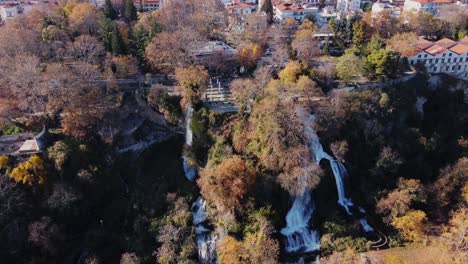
[9,155,46,186]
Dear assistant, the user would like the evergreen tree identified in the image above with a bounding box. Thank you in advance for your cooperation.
[261,0,274,23]
[110,23,124,55]
[323,42,330,55]
[123,0,138,22]
[104,0,117,20]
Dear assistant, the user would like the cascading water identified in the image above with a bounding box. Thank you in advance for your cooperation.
[182,106,196,181]
[192,197,218,264]
[307,115,354,214]
[307,115,373,233]
[281,191,321,253]
[181,106,218,263]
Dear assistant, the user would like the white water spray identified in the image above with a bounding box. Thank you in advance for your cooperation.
[281,191,321,253]
[307,115,374,232]
[182,106,218,263]
[182,106,197,181]
[192,197,218,264]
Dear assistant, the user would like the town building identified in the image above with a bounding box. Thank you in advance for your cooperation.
[371,2,402,17]
[336,0,361,13]
[134,0,161,12]
[314,6,337,27]
[273,2,318,23]
[228,1,257,15]
[0,1,42,22]
[403,0,454,14]
[407,37,468,80]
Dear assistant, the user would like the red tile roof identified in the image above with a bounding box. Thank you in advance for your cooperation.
[425,44,448,56]
[449,43,468,55]
[276,3,304,11]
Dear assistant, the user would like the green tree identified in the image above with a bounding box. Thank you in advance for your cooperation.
[110,23,124,55]
[364,49,400,80]
[352,20,371,52]
[336,51,363,82]
[261,0,274,23]
[123,0,137,22]
[103,0,117,20]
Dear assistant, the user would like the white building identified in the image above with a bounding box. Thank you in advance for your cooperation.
[407,37,468,80]
[273,2,318,22]
[134,0,161,12]
[314,6,337,27]
[228,2,257,15]
[0,3,19,22]
[336,0,361,13]
[403,0,454,14]
[371,2,402,17]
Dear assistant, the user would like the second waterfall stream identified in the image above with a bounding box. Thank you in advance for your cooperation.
[281,114,373,255]
[182,106,218,264]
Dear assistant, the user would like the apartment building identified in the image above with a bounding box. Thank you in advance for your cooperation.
[336,0,361,13]
[403,0,454,14]
[273,2,318,22]
[407,37,468,80]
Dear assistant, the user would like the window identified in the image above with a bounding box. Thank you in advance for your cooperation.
[429,59,432,63]
[443,53,446,57]
[446,66,449,71]
[434,67,438,72]
[442,59,445,63]
[418,54,421,58]
[458,65,461,70]
[452,65,455,71]
[448,58,451,63]
[424,54,428,58]
[435,59,439,63]
[449,53,452,57]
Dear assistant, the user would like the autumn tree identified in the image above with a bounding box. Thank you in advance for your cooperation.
[152,193,197,264]
[442,207,468,252]
[72,35,105,63]
[295,75,323,100]
[120,253,141,264]
[67,3,102,36]
[386,32,419,57]
[352,20,372,52]
[292,20,320,65]
[175,65,209,105]
[391,210,427,241]
[10,155,46,186]
[146,29,200,74]
[237,42,264,72]
[217,216,279,263]
[330,140,348,162]
[278,60,303,83]
[198,156,256,213]
[433,157,468,210]
[377,178,426,224]
[47,141,71,171]
[28,216,63,255]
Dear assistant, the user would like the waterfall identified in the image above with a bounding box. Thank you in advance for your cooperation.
[185,106,193,146]
[182,106,196,181]
[307,115,353,215]
[192,197,218,264]
[182,106,218,263]
[307,115,374,232]
[281,191,321,253]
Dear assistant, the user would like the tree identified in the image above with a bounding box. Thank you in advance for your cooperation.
[103,0,117,20]
[391,210,427,241]
[152,194,196,264]
[377,178,425,224]
[330,140,348,162]
[433,157,468,210]
[0,155,9,170]
[292,20,320,65]
[47,183,81,213]
[364,49,401,80]
[110,23,124,55]
[295,75,323,100]
[175,66,209,105]
[9,155,46,186]
[72,35,105,63]
[442,207,468,252]
[336,51,363,82]
[198,156,256,213]
[352,20,372,52]
[278,61,302,83]
[217,217,279,264]
[237,42,264,72]
[120,253,141,264]
[67,3,101,35]
[47,141,71,171]
[123,0,137,22]
[261,0,274,23]
[386,32,419,57]
[146,30,200,74]
[230,78,261,112]
[28,216,63,255]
